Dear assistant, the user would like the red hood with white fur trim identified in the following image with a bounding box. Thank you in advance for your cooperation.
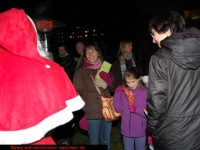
[0,8,42,62]
[0,8,84,144]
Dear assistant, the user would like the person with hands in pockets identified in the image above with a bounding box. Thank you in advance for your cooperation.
[113,66,148,150]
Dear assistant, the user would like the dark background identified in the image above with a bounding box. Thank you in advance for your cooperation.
[0,0,199,75]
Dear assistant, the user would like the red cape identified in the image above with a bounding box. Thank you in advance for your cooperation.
[0,8,84,144]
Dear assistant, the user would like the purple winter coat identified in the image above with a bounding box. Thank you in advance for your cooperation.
[113,86,148,137]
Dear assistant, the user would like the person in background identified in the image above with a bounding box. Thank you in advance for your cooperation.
[112,40,137,133]
[0,8,84,145]
[112,40,136,88]
[54,44,76,81]
[147,10,200,150]
[113,66,147,150]
[73,43,116,150]
[67,41,85,136]
[76,41,85,68]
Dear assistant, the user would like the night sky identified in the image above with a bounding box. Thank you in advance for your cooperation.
[0,0,136,27]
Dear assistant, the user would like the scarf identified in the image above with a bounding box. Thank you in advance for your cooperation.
[83,58,102,71]
[83,58,107,88]
[119,53,136,78]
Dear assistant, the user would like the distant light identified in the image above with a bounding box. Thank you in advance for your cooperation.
[76,26,83,29]
[184,10,190,20]
[77,35,82,38]
[191,10,198,20]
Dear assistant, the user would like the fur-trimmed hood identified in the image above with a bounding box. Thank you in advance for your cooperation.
[0,8,84,144]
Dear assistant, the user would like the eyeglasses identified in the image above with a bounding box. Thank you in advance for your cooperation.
[150,33,154,38]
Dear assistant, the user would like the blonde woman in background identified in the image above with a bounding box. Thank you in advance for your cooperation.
[112,40,137,88]
[111,40,137,133]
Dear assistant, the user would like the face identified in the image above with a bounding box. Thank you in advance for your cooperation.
[150,29,171,48]
[76,42,84,55]
[85,46,99,63]
[125,77,139,90]
[58,46,67,56]
[124,43,132,54]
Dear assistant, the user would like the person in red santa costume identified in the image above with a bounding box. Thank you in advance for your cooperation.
[0,8,85,145]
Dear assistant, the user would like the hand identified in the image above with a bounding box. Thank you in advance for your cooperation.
[115,86,124,93]
[99,71,112,86]
[128,103,137,112]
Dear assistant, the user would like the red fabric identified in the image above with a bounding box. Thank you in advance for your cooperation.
[79,116,88,131]
[0,8,84,144]
[0,8,77,130]
[32,137,55,145]
[0,50,77,130]
[124,88,135,103]
[83,58,102,71]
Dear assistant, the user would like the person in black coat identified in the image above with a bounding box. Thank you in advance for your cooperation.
[147,10,200,150]
[54,44,76,82]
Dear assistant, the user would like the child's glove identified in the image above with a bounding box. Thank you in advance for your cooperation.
[148,131,154,150]
[115,86,124,93]
[128,103,137,112]
[99,71,112,86]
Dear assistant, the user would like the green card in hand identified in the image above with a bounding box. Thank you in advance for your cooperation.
[96,61,112,79]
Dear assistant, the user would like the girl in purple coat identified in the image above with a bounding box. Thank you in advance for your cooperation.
[113,66,148,150]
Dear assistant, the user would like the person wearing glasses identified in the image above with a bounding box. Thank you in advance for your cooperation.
[147,10,200,150]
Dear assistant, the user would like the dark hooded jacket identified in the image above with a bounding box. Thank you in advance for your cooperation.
[147,27,200,150]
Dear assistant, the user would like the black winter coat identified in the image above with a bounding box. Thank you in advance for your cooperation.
[54,54,76,81]
[147,27,200,150]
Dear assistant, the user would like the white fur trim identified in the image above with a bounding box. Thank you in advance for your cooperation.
[0,95,85,144]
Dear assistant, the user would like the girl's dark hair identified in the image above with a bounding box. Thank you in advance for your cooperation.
[149,10,186,34]
[83,42,105,62]
[123,66,146,89]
